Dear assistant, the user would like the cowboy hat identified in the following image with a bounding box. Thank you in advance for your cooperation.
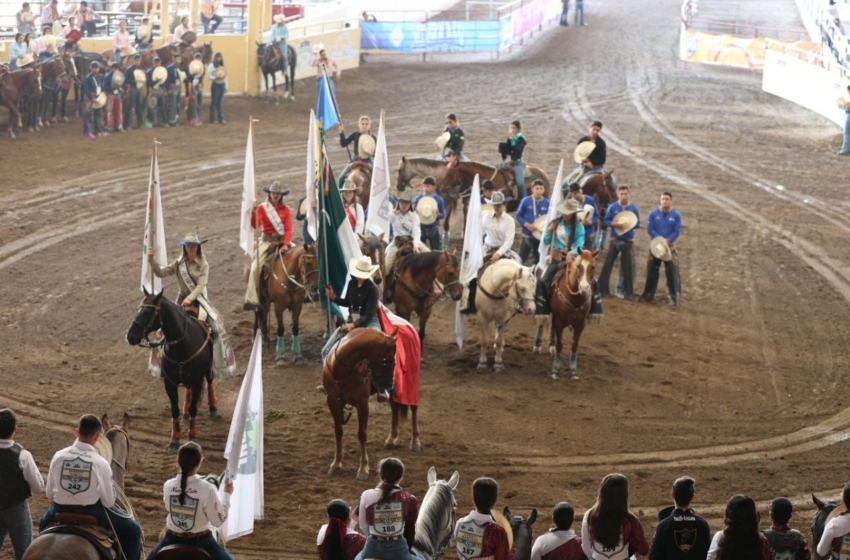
[179,233,208,246]
[574,140,596,164]
[484,191,511,206]
[612,210,638,234]
[838,96,850,111]
[435,131,450,150]
[650,236,673,261]
[152,65,167,85]
[188,59,204,77]
[136,23,151,41]
[52,20,63,36]
[577,203,595,223]
[177,68,187,82]
[273,13,286,23]
[16,53,34,67]
[111,70,125,89]
[213,66,227,84]
[397,189,416,203]
[312,43,325,54]
[22,11,34,23]
[119,45,136,57]
[298,197,309,216]
[416,196,439,225]
[555,198,582,216]
[181,31,197,45]
[341,179,357,192]
[349,255,379,279]
[263,180,289,195]
[65,29,82,45]
[91,91,107,109]
[531,215,549,241]
[358,134,376,158]
[133,68,146,88]
[92,436,113,464]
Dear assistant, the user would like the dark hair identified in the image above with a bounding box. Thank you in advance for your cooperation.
[111,62,119,68]
[22,2,29,7]
[43,25,51,33]
[482,180,495,191]
[90,61,99,69]
[511,120,521,130]
[378,458,404,502]
[78,414,103,439]
[553,502,575,530]
[133,53,141,59]
[672,476,695,506]
[423,176,436,186]
[0,409,17,439]
[14,33,22,42]
[153,56,161,62]
[472,477,498,511]
[842,482,850,509]
[591,120,603,129]
[446,113,457,122]
[177,442,203,506]
[769,497,792,525]
[322,499,351,560]
[80,1,87,5]
[716,495,763,560]
[174,53,182,59]
[531,179,545,188]
[662,191,673,199]
[588,473,631,550]
[213,52,225,65]
[617,185,630,192]
[568,182,581,193]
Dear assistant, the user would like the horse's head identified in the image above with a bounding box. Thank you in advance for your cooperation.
[516,265,536,315]
[568,249,600,296]
[438,249,463,301]
[414,467,460,557]
[812,494,840,560]
[255,42,270,66]
[503,507,537,560]
[359,233,386,285]
[300,244,320,297]
[396,155,409,190]
[126,289,164,345]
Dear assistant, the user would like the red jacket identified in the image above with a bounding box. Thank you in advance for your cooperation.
[251,201,292,244]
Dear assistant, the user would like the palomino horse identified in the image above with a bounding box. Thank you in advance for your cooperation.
[259,245,319,364]
[812,494,841,560]
[323,327,422,480]
[391,250,463,342]
[347,161,372,208]
[126,290,212,450]
[547,250,600,379]
[0,68,43,138]
[256,43,297,102]
[503,507,537,560]
[475,260,536,370]
[411,467,461,559]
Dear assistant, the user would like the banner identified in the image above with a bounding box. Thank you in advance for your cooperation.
[366,110,392,237]
[239,119,256,257]
[220,330,265,541]
[140,142,168,294]
[536,159,564,268]
[455,174,484,350]
[361,20,501,53]
[306,110,319,240]
[316,74,339,131]
[680,28,768,70]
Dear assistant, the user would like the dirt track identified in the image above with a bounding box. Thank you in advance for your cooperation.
[3,0,850,557]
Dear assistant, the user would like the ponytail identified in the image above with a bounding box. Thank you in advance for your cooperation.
[565,214,578,253]
[378,457,404,503]
[176,442,203,506]
[321,499,351,560]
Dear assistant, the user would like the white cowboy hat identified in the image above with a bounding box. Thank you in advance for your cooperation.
[341,180,358,192]
[152,65,168,85]
[837,96,850,111]
[111,70,125,89]
[52,20,63,36]
[179,232,208,246]
[92,436,113,464]
[137,23,151,41]
[133,68,146,88]
[177,69,187,82]
[348,255,379,279]
[435,131,450,150]
[299,197,309,216]
[188,59,204,77]
[555,197,582,216]
[213,66,228,84]
[16,53,34,67]
[416,196,439,225]
[397,189,416,203]
[91,91,107,109]
[611,210,638,235]
[273,13,285,23]
[358,134,376,158]
[312,43,325,54]
[531,215,549,241]
[22,11,34,23]
[650,236,673,261]
[119,45,136,57]
[484,191,511,205]
[577,204,595,223]
[574,141,596,164]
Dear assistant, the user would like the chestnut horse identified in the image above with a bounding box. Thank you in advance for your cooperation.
[35,57,71,128]
[259,245,319,365]
[391,250,463,342]
[347,161,372,209]
[548,249,600,379]
[0,68,43,138]
[578,170,619,249]
[323,327,422,480]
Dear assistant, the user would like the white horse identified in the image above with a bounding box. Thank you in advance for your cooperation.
[475,259,536,370]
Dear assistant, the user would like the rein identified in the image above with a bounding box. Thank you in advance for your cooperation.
[555,262,591,312]
[133,299,211,384]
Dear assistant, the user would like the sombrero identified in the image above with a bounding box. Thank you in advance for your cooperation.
[178,232,208,246]
[358,134,376,158]
[650,236,673,261]
[273,13,285,23]
[312,42,325,54]
[341,179,357,191]
[263,181,289,195]
[151,65,167,85]
[555,198,582,216]
[611,210,638,235]
[213,66,227,84]
[574,140,596,164]
[397,189,416,203]
[188,59,204,77]
[92,435,113,464]
[298,197,309,216]
[16,53,34,67]
[415,196,438,225]
[483,191,511,205]
[531,215,549,241]
[133,68,146,88]
[181,31,197,45]
[349,255,379,279]
[65,29,83,45]
[136,23,151,41]
[577,203,595,223]
[435,131,450,150]
[91,92,107,109]
[52,20,63,36]
[111,70,125,89]
[22,11,34,23]
[147,94,158,109]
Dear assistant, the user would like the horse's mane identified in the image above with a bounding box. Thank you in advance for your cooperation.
[398,251,444,277]
[364,235,384,252]
[413,481,454,556]
[404,157,446,169]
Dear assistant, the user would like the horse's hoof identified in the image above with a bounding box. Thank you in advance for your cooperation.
[290,354,304,365]
[290,96,296,102]
[533,346,541,354]
[384,441,397,450]
[493,362,505,371]
[410,443,421,452]
[356,471,369,481]
[274,357,286,366]
[167,439,180,451]
[549,346,556,356]
[550,372,561,380]
[476,362,488,371]
[209,408,219,419]
[569,372,580,380]
[328,465,343,476]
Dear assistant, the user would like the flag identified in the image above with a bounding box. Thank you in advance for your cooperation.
[239,118,256,257]
[455,174,484,349]
[536,159,565,267]
[306,110,319,240]
[366,110,392,237]
[377,305,420,406]
[140,143,168,294]
[316,74,339,131]
[220,331,265,541]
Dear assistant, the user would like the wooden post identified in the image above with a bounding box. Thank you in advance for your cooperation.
[189,0,199,31]
[245,0,270,95]
[158,0,169,39]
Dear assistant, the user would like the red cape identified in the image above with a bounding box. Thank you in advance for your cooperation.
[378,305,420,406]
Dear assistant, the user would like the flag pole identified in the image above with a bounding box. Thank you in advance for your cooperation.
[250,116,262,311]
[150,139,158,292]
[319,126,333,337]
[321,63,350,160]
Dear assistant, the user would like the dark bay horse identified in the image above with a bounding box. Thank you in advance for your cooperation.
[504,507,537,560]
[0,68,43,138]
[578,170,619,248]
[259,245,319,365]
[546,249,600,379]
[35,56,71,128]
[411,467,460,560]
[812,494,841,560]
[391,250,463,342]
[359,233,386,286]
[126,290,212,450]
[443,160,551,213]
[256,43,297,102]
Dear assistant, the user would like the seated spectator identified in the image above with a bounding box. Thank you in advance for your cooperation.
[707,494,770,560]
[454,477,511,560]
[762,497,810,560]
[317,498,366,560]
[581,473,649,560]
[530,502,583,560]
[816,482,850,559]
[355,457,418,560]
[650,476,711,560]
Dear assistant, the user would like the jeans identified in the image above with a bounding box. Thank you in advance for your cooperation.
[598,238,635,298]
[165,90,178,125]
[124,88,143,128]
[150,89,166,126]
[421,227,442,250]
[301,220,314,245]
[113,49,121,65]
[41,502,142,560]
[575,0,585,24]
[841,112,850,154]
[201,13,222,33]
[82,21,97,36]
[518,235,540,265]
[275,41,289,70]
[322,317,381,359]
[512,160,526,200]
[355,536,414,560]
[560,1,569,25]
[147,531,232,560]
[210,82,225,123]
[85,107,106,134]
[0,500,33,560]
[642,251,679,300]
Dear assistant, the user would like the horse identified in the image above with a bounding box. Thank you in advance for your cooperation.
[410,467,460,560]
[546,249,599,379]
[359,233,387,286]
[0,68,43,138]
[257,245,319,365]
[391,250,463,342]
[35,56,71,128]
[812,494,841,560]
[50,52,78,123]
[256,43,297,103]
[503,507,537,560]
[347,161,373,209]
[577,170,619,249]
[474,260,536,370]
[126,290,213,450]
[322,326,423,480]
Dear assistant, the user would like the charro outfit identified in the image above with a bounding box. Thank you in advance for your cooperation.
[640,207,682,304]
[500,132,527,199]
[82,70,107,135]
[598,201,640,298]
[40,440,143,560]
[531,529,584,560]
[580,511,649,560]
[0,438,44,560]
[534,220,585,315]
[321,278,381,359]
[317,520,366,560]
[515,194,550,265]
[454,510,511,560]
[385,206,426,278]
[269,22,289,72]
[103,67,124,132]
[244,199,293,309]
[461,200,518,314]
[123,60,144,129]
[649,507,711,560]
[145,474,233,560]
[354,485,419,560]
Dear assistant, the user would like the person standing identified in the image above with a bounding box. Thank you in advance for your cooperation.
[124,53,144,130]
[516,179,550,265]
[560,0,570,26]
[112,20,131,68]
[413,176,446,250]
[75,1,98,37]
[103,62,125,133]
[640,191,681,305]
[200,0,222,34]
[244,182,292,311]
[82,61,108,138]
[649,477,711,560]
[598,186,639,299]
[16,3,33,35]
[269,14,289,72]
[500,120,527,200]
[164,53,181,126]
[840,84,850,156]
[566,182,599,250]
[147,56,167,127]
[41,0,60,29]
[312,47,340,100]
[0,409,44,560]
[208,52,227,124]
[186,51,205,127]
[575,0,587,25]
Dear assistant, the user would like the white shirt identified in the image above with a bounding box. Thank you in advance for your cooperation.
[357,485,405,537]
[173,24,190,43]
[482,211,516,256]
[581,510,629,560]
[162,474,230,533]
[345,202,365,236]
[531,529,578,560]
[0,439,45,495]
[113,29,131,50]
[817,512,850,557]
[390,209,421,241]
[46,440,115,507]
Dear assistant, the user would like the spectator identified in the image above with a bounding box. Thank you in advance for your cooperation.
[707,495,770,560]
[200,0,222,34]
[530,502,584,560]
[828,0,841,27]
[560,0,569,26]
[317,499,366,560]
[580,473,649,560]
[362,11,378,22]
[575,0,586,25]
[762,497,810,560]
[135,16,152,51]
[16,3,34,35]
[172,16,193,46]
[649,476,711,560]
[516,179,549,265]
[75,1,99,37]
[41,0,60,28]
[356,457,418,560]
[840,84,850,156]
[816,483,850,558]
[62,17,79,44]
[112,20,131,67]
[36,25,57,61]
[454,477,511,560]
[207,51,227,124]
[598,185,640,299]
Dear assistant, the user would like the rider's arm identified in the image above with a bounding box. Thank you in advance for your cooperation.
[185,259,209,303]
[150,258,177,278]
[283,208,293,246]
[203,483,231,528]
[817,518,841,557]
[339,131,356,147]
[437,195,446,221]
[96,457,117,508]
[496,218,515,257]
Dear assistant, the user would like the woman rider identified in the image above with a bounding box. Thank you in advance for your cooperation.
[341,179,365,236]
[534,198,585,316]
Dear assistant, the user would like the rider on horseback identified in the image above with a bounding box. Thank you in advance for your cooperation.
[567,121,607,185]
[437,113,465,160]
[384,190,425,299]
[534,198,585,316]
[338,115,376,185]
[499,119,527,200]
[244,181,292,311]
[269,14,289,71]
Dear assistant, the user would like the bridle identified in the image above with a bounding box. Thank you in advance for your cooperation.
[271,248,319,301]
[555,257,592,311]
[478,266,534,328]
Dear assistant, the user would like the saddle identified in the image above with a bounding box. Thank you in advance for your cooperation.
[43,513,117,560]
[156,544,212,560]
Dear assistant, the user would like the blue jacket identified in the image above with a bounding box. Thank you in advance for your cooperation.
[577,193,599,236]
[413,192,446,230]
[604,202,640,241]
[165,63,179,90]
[82,72,104,101]
[647,208,682,243]
[515,195,550,238]
[543,221,585,254]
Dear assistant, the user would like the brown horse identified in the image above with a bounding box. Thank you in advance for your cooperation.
[323,327,421,480]
[391,250,463,341]
[259,245,319,364]
[578,170,618,249]
[34,57,71,128]
[347,161,373,209]
[444,160,551,207]
[359,233,386,285]
[548,249,599,379]
[0,68,43,138]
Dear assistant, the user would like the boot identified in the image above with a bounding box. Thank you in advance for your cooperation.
[590,279,604,320]
[461,281,478,315]
[535,279,551,315]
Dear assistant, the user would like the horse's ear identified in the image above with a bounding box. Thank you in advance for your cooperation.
[813,494,826,510]
[427,466,437,486]
[143,286,150,296]
[447,470,460,490]
[101,413,110,431]
[591,249,601,258]
[528,509,537,525]
[378,233,385,242]
[122,413,130,431]
[357,233,366,242]
[503,506,511,519]
[607,169,615,175]
[402,155,407,162]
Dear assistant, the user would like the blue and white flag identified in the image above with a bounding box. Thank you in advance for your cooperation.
[316,74,339,131]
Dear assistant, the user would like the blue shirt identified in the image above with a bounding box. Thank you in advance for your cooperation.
[543,221,585,254]
[413,192,446,229]
[515,195,550,238]
[646,208,682,243]
[82,72,104,100]
[9,42,27,69]
[604,202,640,241]
[270,23,288,42]
[577,193,599,236]
[165,63,179,89]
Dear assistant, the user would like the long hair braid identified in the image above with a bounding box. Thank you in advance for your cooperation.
[177,442,202,506]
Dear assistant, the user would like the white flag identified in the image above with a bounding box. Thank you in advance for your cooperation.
[366,110,392,237]
[306,110,319,240]
[220,331,265,541]
[240,119,256,256]
[140,144,168,294]
[455,174,484,349]
[536,160,565,268]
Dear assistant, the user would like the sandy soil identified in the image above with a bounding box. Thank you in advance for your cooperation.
[3,0,850,557]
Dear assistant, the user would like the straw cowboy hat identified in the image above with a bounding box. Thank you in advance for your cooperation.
[189,59,204,77]
[179,233,208,246]
[52,20,63,36]
[263,180,290,195]
[92,436,113,464]
[397,189,416,203]
[133,68,146,88]
[137,22,152,41]
[341,179,357,192]
[348,255,379,279]
[298,197,309,216]
[22,11,34,23]
[358,134,376,158]
[435,131,451,151]
[612,210,638,235]
[91,92,107,109]
[416,196,439,225]
[484,191,511,206]
[16,53,34,67]
[555,197,582,216]
[111,70,125,89]
[578,204,595,223]
[273,13,286,23]
[312,43,325,54]
[531,215,549,241]
[213,66,228,84]
[151,65,168,85]
[574,141,596,164]
[650,236,673,261]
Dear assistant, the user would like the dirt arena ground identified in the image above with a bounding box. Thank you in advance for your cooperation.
[3,0,850,557]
